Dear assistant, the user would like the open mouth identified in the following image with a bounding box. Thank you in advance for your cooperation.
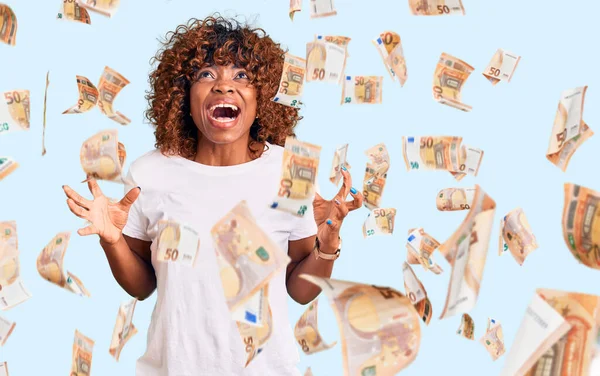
[209,103,240,122]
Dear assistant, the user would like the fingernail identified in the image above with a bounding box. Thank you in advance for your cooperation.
[137,186,141,191]
[334,199,341,205]
[326,219,332,225]
[341,165,347,171]
[350,187,357,194]
[62,185,65,189]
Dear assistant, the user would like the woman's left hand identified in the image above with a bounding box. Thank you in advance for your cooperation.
[312,166,363,253]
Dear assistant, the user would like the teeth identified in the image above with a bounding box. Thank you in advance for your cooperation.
[209,103,239,112]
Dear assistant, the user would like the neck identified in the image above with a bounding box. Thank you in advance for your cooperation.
[193,135,263,166]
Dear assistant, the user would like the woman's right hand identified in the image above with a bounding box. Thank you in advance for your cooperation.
[62,179,141,245]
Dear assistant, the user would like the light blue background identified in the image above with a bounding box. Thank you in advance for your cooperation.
[1,0,600,375]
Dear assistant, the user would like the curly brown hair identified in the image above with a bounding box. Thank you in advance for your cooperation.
[145,15,302,159]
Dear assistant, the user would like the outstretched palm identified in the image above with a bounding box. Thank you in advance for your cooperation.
[62,179,140,245]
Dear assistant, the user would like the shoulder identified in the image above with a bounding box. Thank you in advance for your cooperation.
[262,142,285,166]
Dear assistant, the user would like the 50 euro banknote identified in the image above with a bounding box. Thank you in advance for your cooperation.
[0,157,18,182]
[109,299,138,361]
[483,49,521,85]
[341,76,383,105]
[409,0,465,15]
[0,4,17,46]
[306,35,350,84]
[562,183,600,270]
[433,53,474,111]
[71,330,94,376]
[362,143,390,210]
[0,221,32,311]
[156,220,200,266]
[273,53,306,109]
[0,90,30,135]
[294,299,337,355]
[80,129,128,183]
[373,31,407,86]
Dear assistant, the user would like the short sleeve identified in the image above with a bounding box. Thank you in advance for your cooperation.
[289,182,319,241]
[122,167,151,241]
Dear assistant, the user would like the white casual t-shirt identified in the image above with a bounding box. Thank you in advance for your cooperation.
[122,142,317,376]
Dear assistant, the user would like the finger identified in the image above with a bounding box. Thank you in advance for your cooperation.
[313,191,324,202]
[62,185,91,209]
[120,186,141,209]
[66,198,89,219]
[345,187,364,211]
[325,218,340,232]
[333,198,349,218]
[335,166,352,200]
[77,225,98,237]
[87,178,103,199]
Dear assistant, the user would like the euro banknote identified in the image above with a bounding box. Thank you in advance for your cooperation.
[71,330,94,376]
[373,31,407,86]
[77,0,120,17]
[273,53,306,108]
[0,4,16,45]
[433,53,474,111]
[80,129,127,183]
[310,0,337,18]
[0,221,31,310]
[409,0,465,15]
[236,285,273,367]
[547,86,593,171]
[329,143,351,186]
[480,318,505,361]
[289,0,301,20]
[0,90,30,135]
[300,274,421,376]
[57,1,91,24]
[406,228,444,275]
[363,143,390,209]
[403,262,433,325]
[562,183,600,269]
[363,208,396,237]
[499,208,538,265]
[437,187,475,211]
[0,362,7,376]
[0,315,15,346]
[483,49,521,85]
[306,35,349,84]
[0,157,18,182]
[63,75,98,114]
[156,220,200,266]
[342,76,383,104]
[37,232,90,297]
[456,313,474,340]
[42,71,50,156]
[294,299,337,355]
[109,299,137,361]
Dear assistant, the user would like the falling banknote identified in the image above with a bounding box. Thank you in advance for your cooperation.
[63,67,131,125]
[236,285,273,367]
[294,299,337,355]
[80,129,127,183]
[0,315,15,346]
[480,318,505,361]
[433,53,474,111]
[306,35,350,84]
[37,232,90,297]
[499,208,538,265]
[71,330,94,376]
[562,183,600,270]
[271,136,321,217]
[363,143,390,210]
[363,208,396,237]
[300,274,421,375]
[42,71,50,155]
[437,187,475,211]
[0,221,31,310]
[156,220,200,266]
[109,299,137,361]
[0,362,7,376]
[0,90,30,135]
[273,53,306,108]
[408,0,465,15]
[211,200,290,312]
[456,313,474,340]
[500,289,600,376]
[329,144,351,186]
[57,0,91,24]
[438,185,496,319]
[402,136,484,181]
[0,4,17,45]
[546,86,593,171]
[289,0,301,20]
[341,76,383,104]
[373,31,407,86]
[403,262,433,325]
[309,0,337,18]
[482,49,521,85]
[0,157,18,181]
[77,0,120,17]
[406,228,444,275]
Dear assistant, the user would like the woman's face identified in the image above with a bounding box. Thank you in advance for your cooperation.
[190,64,258,146]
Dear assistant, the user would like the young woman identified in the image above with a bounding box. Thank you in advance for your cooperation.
[62,15,362,376]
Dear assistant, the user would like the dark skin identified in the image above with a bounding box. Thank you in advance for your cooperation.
[62,64,363,304]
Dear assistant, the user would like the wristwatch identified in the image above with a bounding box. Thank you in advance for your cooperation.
[313,236,342,261]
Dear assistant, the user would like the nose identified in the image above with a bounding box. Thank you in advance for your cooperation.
[212,78,234,94]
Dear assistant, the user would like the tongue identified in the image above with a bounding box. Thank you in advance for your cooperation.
[214,107,237,118]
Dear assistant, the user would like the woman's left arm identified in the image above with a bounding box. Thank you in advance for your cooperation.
[286,167,363,304]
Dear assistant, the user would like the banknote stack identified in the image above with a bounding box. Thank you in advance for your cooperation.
[499,208,538,265]
[63,66,131,125]
[37,232,90,297]
[363,208,396,238]
[362,143,390,209]
[301,274,422,375]
[0,4,17,46]
[57,1,91,24]
[0,362,7,376]
[306,35,350,85]
[562,183,600,269]
[438,185,496,318]
[373,31,407,87]
[294,299,337,354]
[211,201,290,366]
[109,299,138,361]
[501,289,600,376]
[0,90,30,135]
[329,144,351,186]
[482,49,521,85]
[341,76,383,104]
[479,318,505,361]
[437,187,475,211]
[0,157,18,181]
[0,221,32,310]
[271,136,321,217]
[546,86,593,171]
[156,220,200,266]
[403,262,433,324]
[406,228,444,274]
[408,0,465,15]
[71,330,94,376]
[273,53,306,108]
[402,136,484,180]
[80,129,127,183]
[432,53,474,111]
[0,315,15,346]
[456,313,474,340]
[77,0,120,17]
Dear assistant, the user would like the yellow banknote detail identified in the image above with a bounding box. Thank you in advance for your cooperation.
[433,53,474,111]
[80,129,127,183]
[57,0,91,24]
[457,313,474,340]
[342,76,383,104]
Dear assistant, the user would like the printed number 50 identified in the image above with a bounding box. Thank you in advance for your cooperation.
[165,248,179,261]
